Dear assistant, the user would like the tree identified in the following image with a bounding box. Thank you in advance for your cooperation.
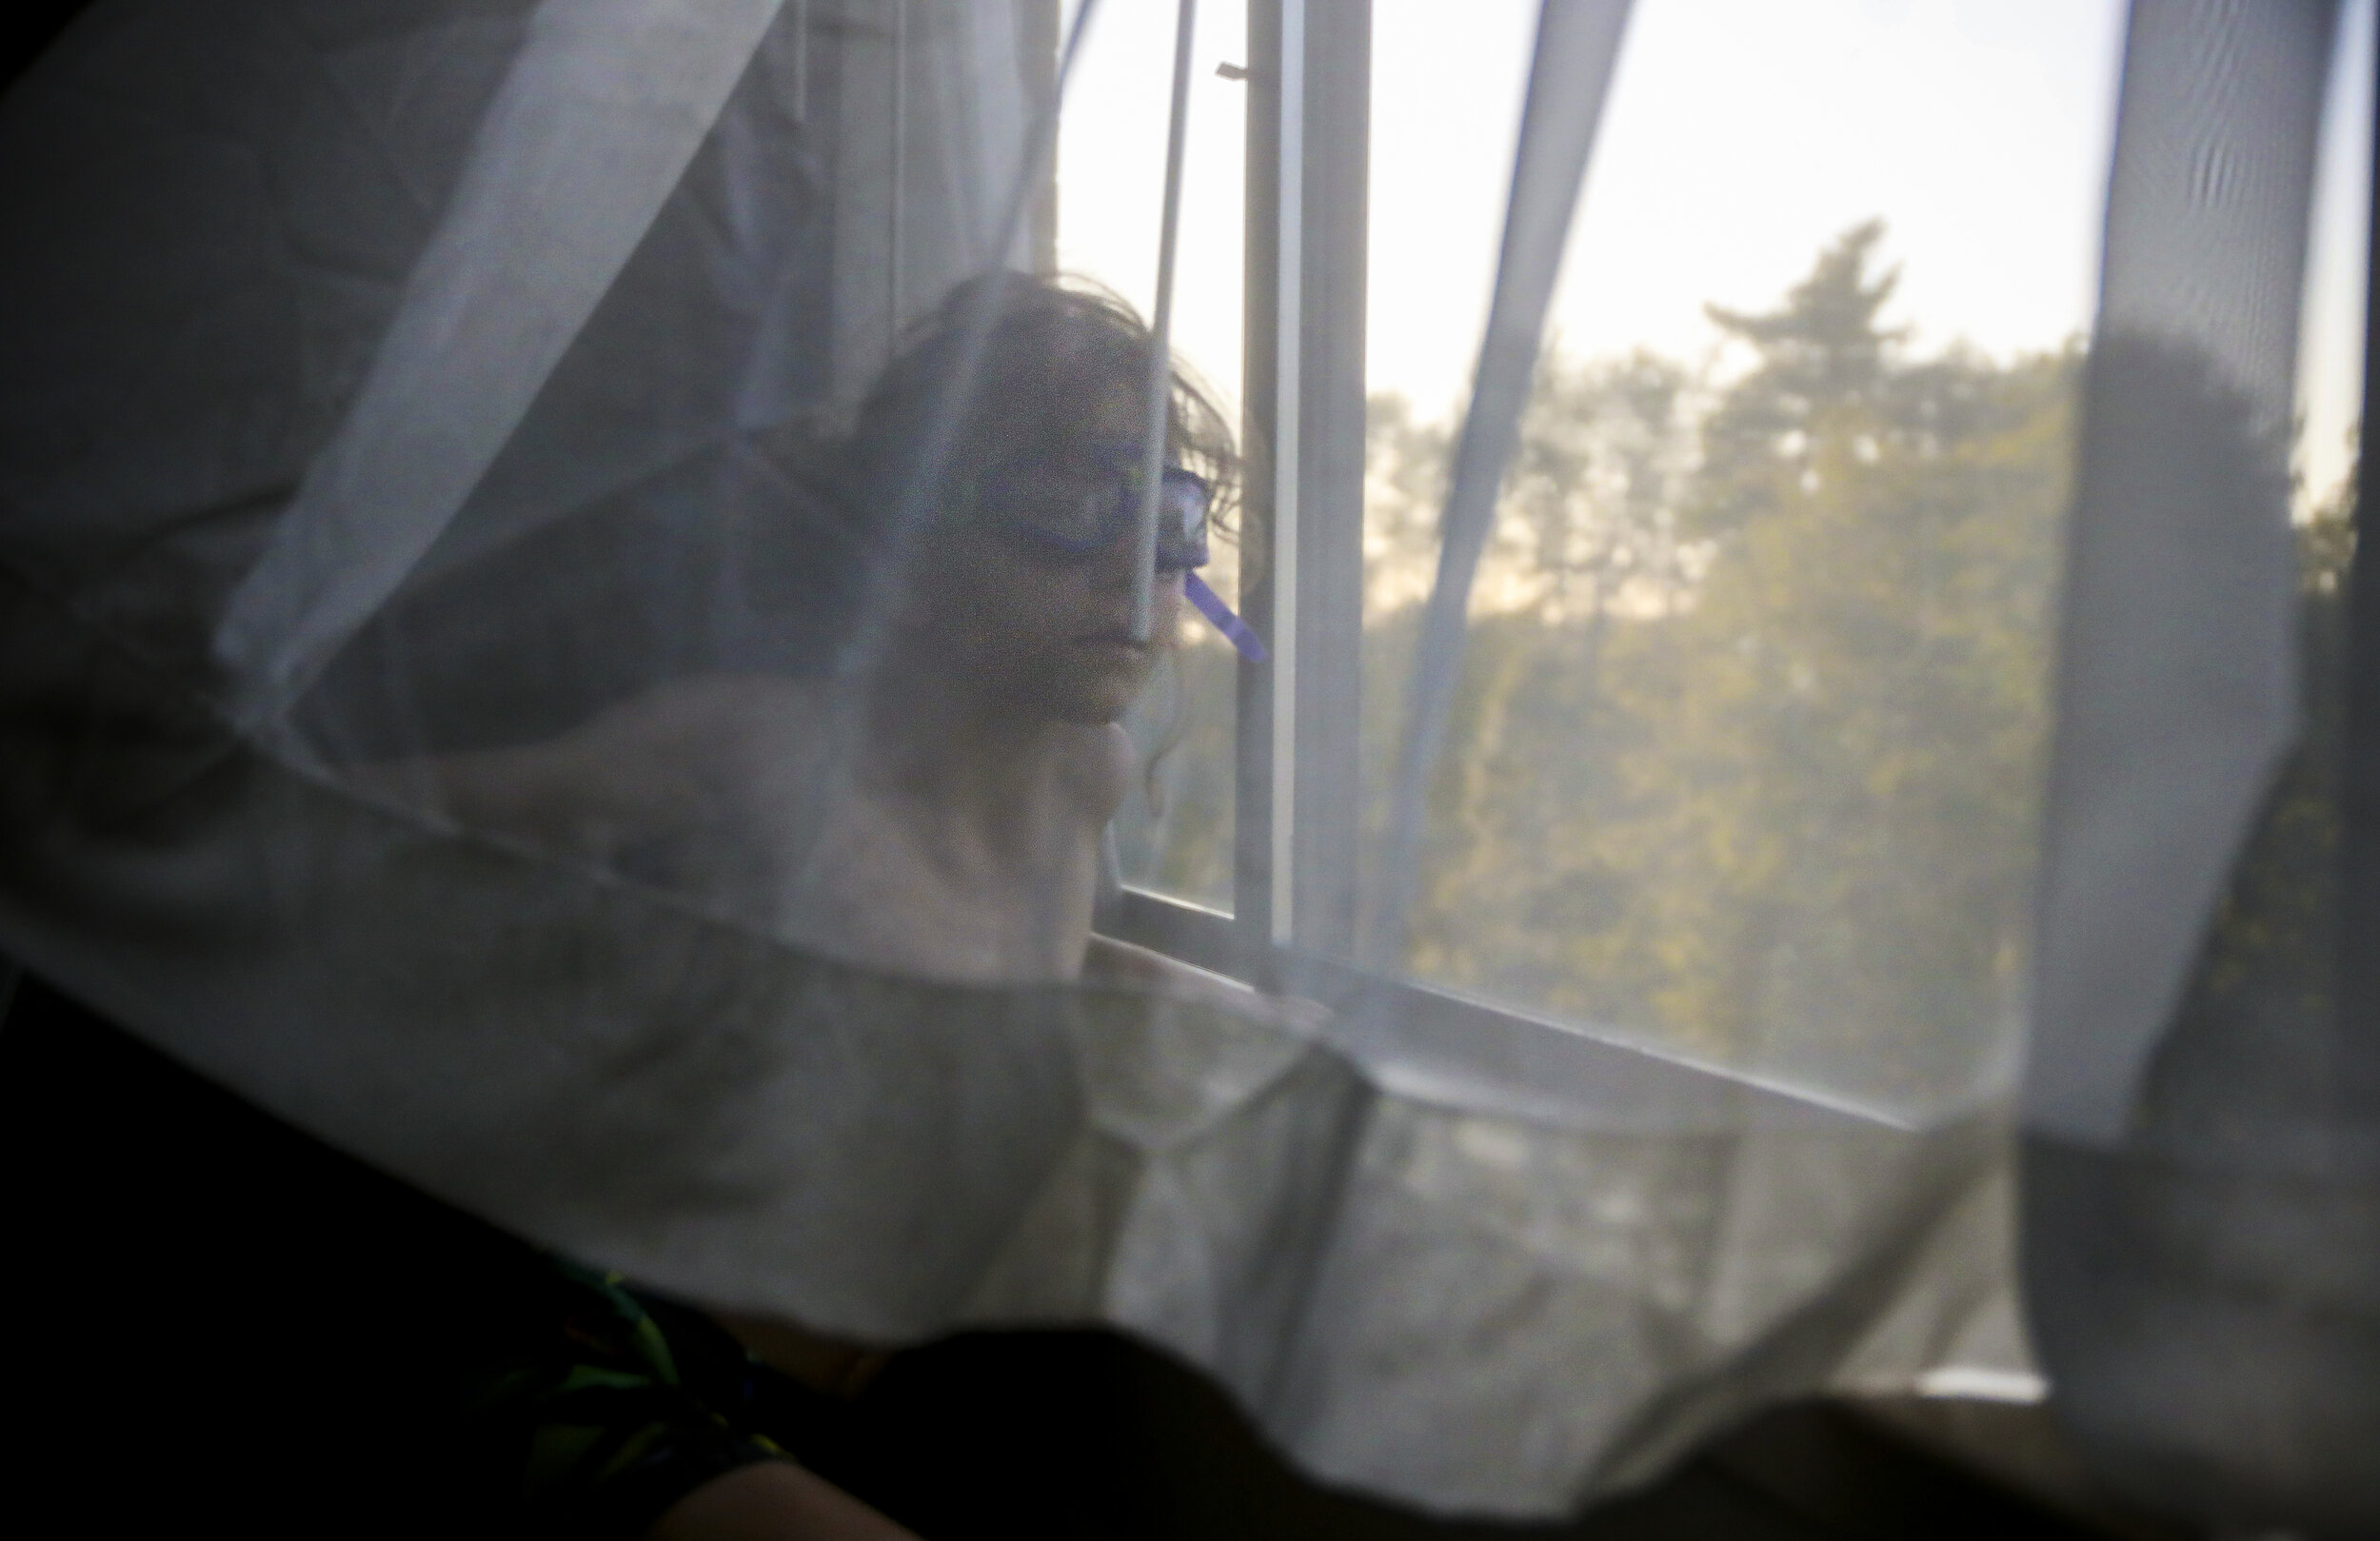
[1693,219,1906,536]
[1395,223,2079,1107]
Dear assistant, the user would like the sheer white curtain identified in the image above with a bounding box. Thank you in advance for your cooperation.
[2025,3,2380,1530]
[1,0,2371,1526]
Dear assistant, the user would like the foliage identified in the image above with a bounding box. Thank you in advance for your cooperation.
[1396,224,2079,1105]
[2146,453,2358,1147]
[1130,224,2088,1107]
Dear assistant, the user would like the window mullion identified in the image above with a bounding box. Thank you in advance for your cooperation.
[1289,0,1369,960]
[1238,0,1367,971]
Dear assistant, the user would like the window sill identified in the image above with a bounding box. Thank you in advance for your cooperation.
[1103,886,1919,1136]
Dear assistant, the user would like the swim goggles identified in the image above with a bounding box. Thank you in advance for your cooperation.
[962,446,1266,660]
[967,447,1214,571]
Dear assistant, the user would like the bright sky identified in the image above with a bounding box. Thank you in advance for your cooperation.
[2304,0,2373,508]
[1058,0,2370,505]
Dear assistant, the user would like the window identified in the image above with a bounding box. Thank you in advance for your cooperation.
[1074,0,2148,1133]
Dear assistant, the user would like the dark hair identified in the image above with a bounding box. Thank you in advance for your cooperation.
[846,271,1240,551]
[742,273,1242,670]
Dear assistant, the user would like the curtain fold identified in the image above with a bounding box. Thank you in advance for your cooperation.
[1369,0,1634,967]
[2023,0,2380,1529]
[19,0,2341,1523]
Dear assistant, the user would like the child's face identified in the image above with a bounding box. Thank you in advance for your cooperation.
[901,390,1184,726]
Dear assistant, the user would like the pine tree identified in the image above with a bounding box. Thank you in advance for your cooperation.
[1391,222,2078,1107]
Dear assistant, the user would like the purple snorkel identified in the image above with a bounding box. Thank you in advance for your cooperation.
[1184,571,1267,662]
[970,455,1262,662]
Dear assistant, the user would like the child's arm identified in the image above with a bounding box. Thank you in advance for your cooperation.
[338,676,817,861]
[646,1461,918,1541]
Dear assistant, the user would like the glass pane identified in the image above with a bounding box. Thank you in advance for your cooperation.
[1059,0,1247,914]
[1363,0,2130,1113]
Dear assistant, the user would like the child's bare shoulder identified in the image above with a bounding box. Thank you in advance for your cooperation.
[1054,721,1136,825]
